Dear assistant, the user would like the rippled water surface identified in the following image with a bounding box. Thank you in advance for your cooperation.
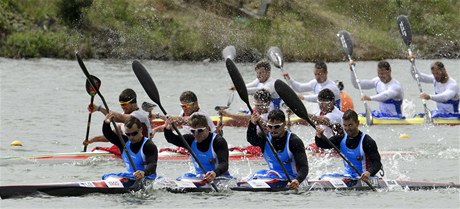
[0,58,459,208]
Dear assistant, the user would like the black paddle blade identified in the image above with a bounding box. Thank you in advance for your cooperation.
[337,30,353,56]
[274,79,316,128]
[226,58,251,109]
[132,60,166,114]
[85,75,101,96]
[397,15,412,46]
[222,45,236,61]
[267,46,283,68]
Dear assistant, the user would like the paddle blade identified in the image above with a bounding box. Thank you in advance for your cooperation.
[141,102,157,112]
[337,30,353,56]
[397,15,412,46]
[222,45,237,61]
[85,75,101,96]
[132,60,163,109]
[267,46,283,69]
[226,58,250,108]
[274,80,315,128]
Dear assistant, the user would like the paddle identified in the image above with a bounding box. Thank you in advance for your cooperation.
[337,30,373,126]
[225,58,292,183]
[274,79,377,191]
[397,15,432,123]
[141,101,157,120]
[267,46,289,81]
[222,45,236,60]
[132,60,219,192]
[214,91,234,136]
[215,45,237,136]
[76,52,143,190]
[82,75,101,152]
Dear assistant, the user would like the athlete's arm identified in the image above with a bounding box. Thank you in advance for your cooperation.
[102,121,126,151]
[362,135,382,176]
[289,134,309,183]
[212,136,229,176]
[142,141,158,176]
[246,122,266,150]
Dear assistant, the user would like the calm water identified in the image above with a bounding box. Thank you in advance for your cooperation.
[0,58,459,208]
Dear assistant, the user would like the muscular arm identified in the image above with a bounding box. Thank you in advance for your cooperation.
[362,135,382,176]
[288,79,315,93]
[102,121,127,151]
[370,84,402,102]
[246,79,260,94]
[411,67,435,83]
[289,134,309,183]
[212,136,229,176]
[246,122,266,150]
[315,134,342,149]
[164,128,194,147]
[142,141,158,176]
[430,84,459,102]
[350,71,376,90]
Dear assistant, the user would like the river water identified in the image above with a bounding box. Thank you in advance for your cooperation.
[0,58,459,208]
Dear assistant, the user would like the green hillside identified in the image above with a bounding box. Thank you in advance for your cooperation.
[1,0,459,61]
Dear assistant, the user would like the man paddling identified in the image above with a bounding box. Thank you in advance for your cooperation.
[234,59,281,109]
[307,89,344,153]
[152,90,216,137]
[83,88,152,155]
[217,89,273,127]
[283,61,341,110]
[101,116,158,184]
[349,60,404,118]
[315,110,382,183]
[164,113,231,182]
[247,109,309,190]
[407,56,460,118]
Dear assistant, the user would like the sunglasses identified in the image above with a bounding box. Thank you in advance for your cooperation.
[125,131,139,137]
[180,102,194,108]
[317,100,332,105]
[267,123,284,129]
[190,127,206,134]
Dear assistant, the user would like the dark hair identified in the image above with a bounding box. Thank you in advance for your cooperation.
[188,113,208,127]
[119,88,137,103]
[254,89,271,103]
[267,109,285,122]
[377,60,391,71]
[180,91,197,103]
[255,59,271,71]
[315,61,327,72]
[336,80,344,91]
[342,110,359,122]
[125,116,142,129]
[318,88,335,102]
[432,61,445,70]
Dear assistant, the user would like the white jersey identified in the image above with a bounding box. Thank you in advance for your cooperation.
[121,109,152,136]
[246,77,279,99]
[180,108,216,134]
[351,72,404,116]
[314,106,343,138]
[414,70,459,113]
[287,78,340,104]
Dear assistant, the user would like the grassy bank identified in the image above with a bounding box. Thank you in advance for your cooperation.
[1,0,459,61]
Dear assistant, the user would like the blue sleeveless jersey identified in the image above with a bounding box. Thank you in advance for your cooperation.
[190,133,230,177]
[103,137,156,180]
[340,133,366,178]
[263,131,297,179]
